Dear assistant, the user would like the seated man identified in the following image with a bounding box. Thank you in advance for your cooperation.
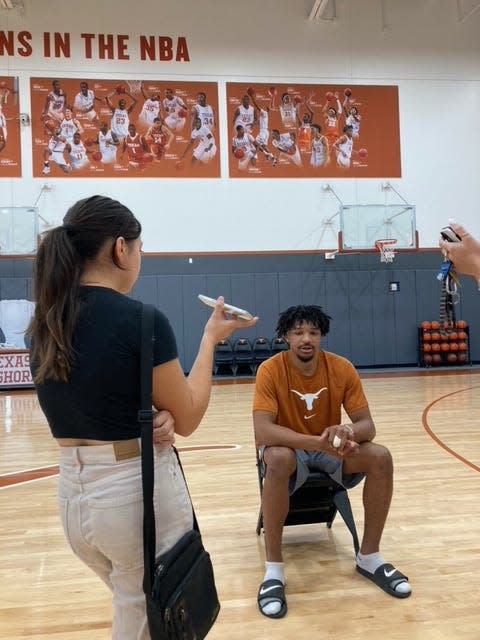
[253,305,411,619]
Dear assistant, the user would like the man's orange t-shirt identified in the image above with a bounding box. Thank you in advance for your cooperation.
[253,350,368,438]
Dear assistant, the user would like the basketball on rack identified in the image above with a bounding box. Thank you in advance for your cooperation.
[447,353,458,363]
[115,84,126,94]
[456,320,467,329]
[430,321,440,330]
[423,354,433,365]
[92,151,102,162]
[420,321,431,330]
[234,148,245,159]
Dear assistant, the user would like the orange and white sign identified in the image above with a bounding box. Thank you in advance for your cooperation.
[227,82,401,179]
[0,350,33,388]
[30,77,220,178]
[0,76,21,178]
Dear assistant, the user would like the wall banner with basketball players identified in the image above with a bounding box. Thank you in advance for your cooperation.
[227,83,401,179]
[0,76,21,179]
[30,78,219,178]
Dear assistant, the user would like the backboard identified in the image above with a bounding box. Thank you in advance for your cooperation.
[339,204,417,251]
[0,207,39,255]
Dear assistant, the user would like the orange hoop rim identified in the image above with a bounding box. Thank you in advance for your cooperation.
[375,238,398,250]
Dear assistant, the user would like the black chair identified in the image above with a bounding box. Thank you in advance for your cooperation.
[270,337,289,355]
[252,337,271,373]
[232,337,254,375]
[213,339,236,376]
[255,448,359,555]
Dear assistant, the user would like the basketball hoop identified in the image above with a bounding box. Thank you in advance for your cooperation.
[127,80,142,94]
[375,239,397,263]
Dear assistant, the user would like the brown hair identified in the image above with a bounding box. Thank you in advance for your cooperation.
[28,195,141,383]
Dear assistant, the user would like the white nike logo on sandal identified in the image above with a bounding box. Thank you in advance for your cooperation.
[259,585,282,595]
[304,414,317,420]
[384,568,397,578]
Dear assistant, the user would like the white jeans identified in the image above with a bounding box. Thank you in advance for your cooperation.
[58,442,193,640]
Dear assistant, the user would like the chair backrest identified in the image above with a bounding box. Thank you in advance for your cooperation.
[233,337,252,359]
[270,337,289,354]
[213,339,235,375]
[0,299,35,348]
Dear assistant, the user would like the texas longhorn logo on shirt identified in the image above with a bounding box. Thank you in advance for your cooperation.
[291,387,328,419]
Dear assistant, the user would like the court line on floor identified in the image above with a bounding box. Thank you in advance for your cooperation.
[422,385,480,473]
[0,444,241,488]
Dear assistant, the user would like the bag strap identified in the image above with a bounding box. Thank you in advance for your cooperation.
[139,303,156,594]
[139,304,200,595]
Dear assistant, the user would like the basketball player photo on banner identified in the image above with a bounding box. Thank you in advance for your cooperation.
[0,76,21,178]
[226,83,401,179]
[30,78,220,178]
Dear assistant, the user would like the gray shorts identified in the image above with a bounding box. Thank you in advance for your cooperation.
[259,447,365,495]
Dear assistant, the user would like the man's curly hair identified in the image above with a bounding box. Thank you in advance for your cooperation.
[276,305,331,339]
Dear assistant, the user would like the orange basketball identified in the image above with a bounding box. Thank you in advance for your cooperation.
[458,353,468,363]
[423,343,432,352]
[458,342,468,351]
[457,331,467,340]
[431,332,441,342]
[431,321,440,330]
[234,148,245,159]
[450,343,459,352]
[420,321,431,330]
[92,151,102,162]
[344,88,352,97]
[115,84,126,94]
[432,354,442,363]
[293,95,303,104]
[449,331,458,341]
[456,320,467,329]
[440,342,450,352]
[423,354,433,365]
[447,353,458,363]
[178,108,188,118]
[358,148,368,158]
[431,343,440,352]
[423,332,432,341]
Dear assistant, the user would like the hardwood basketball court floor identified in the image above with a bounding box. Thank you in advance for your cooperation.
[1,368,479,639]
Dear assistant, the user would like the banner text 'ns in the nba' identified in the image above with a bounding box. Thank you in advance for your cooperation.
[0,31,190,62]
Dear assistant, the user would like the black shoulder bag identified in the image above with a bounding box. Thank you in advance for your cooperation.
[139,304,221,640]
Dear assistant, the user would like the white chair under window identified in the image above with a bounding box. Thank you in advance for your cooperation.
[0,299,35,348]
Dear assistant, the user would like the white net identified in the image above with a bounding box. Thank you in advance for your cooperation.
[376,239,397,263]
[127,80,142,94]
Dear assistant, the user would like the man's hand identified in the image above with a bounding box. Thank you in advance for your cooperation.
[152,410,175,446]
[318,426,359,457]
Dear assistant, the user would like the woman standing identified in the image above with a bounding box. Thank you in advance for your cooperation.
[28,195,257,639]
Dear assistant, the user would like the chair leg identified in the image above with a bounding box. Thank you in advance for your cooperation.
[256,508,263,535]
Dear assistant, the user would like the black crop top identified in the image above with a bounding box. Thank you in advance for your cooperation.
[32,286,178,440]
